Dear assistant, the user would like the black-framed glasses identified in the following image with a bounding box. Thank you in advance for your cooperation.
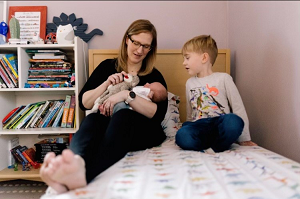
[128,35,152,51]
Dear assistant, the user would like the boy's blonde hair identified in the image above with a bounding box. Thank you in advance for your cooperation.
[182,35,218,66]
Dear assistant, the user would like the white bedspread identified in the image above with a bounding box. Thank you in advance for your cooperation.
[42,138,300,199]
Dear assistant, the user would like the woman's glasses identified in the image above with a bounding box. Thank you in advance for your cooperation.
[128,35,152,51]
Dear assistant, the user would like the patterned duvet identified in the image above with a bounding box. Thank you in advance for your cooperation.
[42,138,300,199]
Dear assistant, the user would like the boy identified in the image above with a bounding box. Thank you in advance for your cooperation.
[175,35,256,153]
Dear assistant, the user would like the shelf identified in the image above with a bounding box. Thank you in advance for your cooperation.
[0,88,76,92]
[0,127,76,135]
[0,165,41,182]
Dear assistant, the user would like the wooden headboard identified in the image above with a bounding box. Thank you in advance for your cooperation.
[89,49,230,122]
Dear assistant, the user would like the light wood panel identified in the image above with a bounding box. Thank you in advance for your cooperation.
[89,49,230,122]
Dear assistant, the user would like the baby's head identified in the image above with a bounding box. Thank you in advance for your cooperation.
[182,35,218,66]
[144,82,167,102]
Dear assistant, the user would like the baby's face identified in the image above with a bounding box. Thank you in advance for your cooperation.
[144,82,163,101]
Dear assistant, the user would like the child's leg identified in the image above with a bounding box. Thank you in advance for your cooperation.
[175,119,218,151]
[211,113,244,152]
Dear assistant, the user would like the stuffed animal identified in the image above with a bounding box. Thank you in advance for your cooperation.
[91,74,139,113]
[56,24,75,44]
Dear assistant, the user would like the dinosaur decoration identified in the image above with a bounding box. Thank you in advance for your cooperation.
[46,13,103,43]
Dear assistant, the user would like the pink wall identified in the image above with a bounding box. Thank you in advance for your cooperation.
[5,1,300,162]
[6,1,228,49]
[229,1,300,162]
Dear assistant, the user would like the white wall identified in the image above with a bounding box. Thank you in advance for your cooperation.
[228,1,300,162]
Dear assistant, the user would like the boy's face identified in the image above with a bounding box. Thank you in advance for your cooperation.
[183,51,206,76]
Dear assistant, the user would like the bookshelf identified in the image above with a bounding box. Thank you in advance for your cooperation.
[0,37,88,181]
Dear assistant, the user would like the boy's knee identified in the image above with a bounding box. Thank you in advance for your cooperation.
[224,114,244,136]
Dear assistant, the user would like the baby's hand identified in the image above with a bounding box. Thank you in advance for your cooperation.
[238,141,258,146]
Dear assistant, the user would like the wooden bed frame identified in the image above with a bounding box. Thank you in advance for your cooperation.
[89,49,230,122]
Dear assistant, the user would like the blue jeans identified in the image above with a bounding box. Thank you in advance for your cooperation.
[175,113,244,152]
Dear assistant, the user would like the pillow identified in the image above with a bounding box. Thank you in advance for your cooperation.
[161,92,181,138]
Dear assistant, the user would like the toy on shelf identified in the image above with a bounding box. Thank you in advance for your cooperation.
[0,21,8,44]
[45,32,57,44]
[8,15,21,44]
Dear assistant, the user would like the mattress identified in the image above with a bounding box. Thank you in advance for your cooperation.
[42,138,300,199]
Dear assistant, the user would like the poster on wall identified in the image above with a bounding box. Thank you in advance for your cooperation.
[7,6,47,40]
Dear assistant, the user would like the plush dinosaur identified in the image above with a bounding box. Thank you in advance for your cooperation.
[91,74,139,113]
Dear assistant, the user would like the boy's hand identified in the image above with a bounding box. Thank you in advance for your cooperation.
[238,141,258,146]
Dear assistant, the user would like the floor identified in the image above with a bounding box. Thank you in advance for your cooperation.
[0,179,48,199]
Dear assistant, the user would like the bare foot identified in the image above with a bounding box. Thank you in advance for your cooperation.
[48,149,87,190]
[40,152,69,194]
[238,141,258,146]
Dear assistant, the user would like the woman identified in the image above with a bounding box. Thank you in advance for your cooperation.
[40,19,168,193]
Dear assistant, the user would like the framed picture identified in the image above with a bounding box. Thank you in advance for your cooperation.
[7,6,47,40]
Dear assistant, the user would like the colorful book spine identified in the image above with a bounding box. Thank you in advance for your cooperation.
[0,75,7,88]
[30,101,50,128]
[15,148,28,164]
[41,101,62,128]
[36,101,55,128]
[0,61,14,88]
[11,104,36,129]
[61,95,71,128]
[0,58,18,87]
[66,95,76,128]
[2,54,18,78]
[52,102,65,127]
[15,104,40,129]
[2,106,25,125]
[25,104,44,129]
[10,145,23,163]
[22,151,34,165]
[3,104,31,129]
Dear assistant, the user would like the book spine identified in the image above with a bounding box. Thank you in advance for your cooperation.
[3,104,31,129]
[25,104,43,129]
[0,58,18,87]
[66,95,76,128]
[38,101,56,128]
[15,105,39,129]
[41,101,62,128]
[0,75,8,88]
[22,151,34,164]
[10,147,23,163]
[61,95,71,128]
[16,149,28,164]
[52,102,65,127]
[0,62,14,88]
[2,55,18,78]
[30,101,49,128]
[11,105,35,129]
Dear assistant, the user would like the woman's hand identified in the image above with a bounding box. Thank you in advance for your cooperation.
[106,71,128,86]
[99,90,128,116]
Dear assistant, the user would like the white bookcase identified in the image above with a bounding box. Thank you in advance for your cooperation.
[0,37,88,181]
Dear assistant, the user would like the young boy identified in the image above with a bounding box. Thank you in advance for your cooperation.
[175,35,256,153]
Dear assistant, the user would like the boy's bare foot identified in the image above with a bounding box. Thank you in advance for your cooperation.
[48,149,87,190]
[40,152,69,194]
[238,141,258,146]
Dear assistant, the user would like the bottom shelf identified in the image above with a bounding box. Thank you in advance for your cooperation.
[0,164,42,182]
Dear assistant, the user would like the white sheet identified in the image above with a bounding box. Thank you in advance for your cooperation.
[42,138,300,199]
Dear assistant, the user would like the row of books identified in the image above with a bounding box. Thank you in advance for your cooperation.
[2,94,76,130]
[10,144,37,167]
[0,54,18,88]
[26,49,74,88]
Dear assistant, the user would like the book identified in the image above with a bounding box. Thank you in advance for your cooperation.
[2,54,18,78]
[24,103,44,129]
[61,95,71,128]
[66,95,76,128]
[47,102,64,127]
[16,146,29,164]
[11,104,36,129]
[40,100,62,128]
[0,75,7,88]
[26,49,66,54]
[0,62,14,88]
[2,106,25,125]
[30,101,50,128]
[22,148,36,165]
[8,137,19,166]
[32,54,67,60]
[35,101,55,128]
[29,59,66,63]
[52,102,65,127]
[42,100,64,127]
[10,145,23,163]
[3,104,31,129]
[0,57,18,86]
[14,103,41,129]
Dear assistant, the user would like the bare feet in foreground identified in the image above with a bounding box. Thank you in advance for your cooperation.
[40,149,87,193]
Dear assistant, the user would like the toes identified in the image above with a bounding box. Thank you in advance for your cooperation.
[62,149,75,163]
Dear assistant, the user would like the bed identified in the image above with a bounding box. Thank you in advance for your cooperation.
[42,49,300,199]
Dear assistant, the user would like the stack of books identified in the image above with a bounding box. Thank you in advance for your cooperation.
[10,145,40,169]
[25,49,74,88]
[2,94,76,130]
[0,54,18,88]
